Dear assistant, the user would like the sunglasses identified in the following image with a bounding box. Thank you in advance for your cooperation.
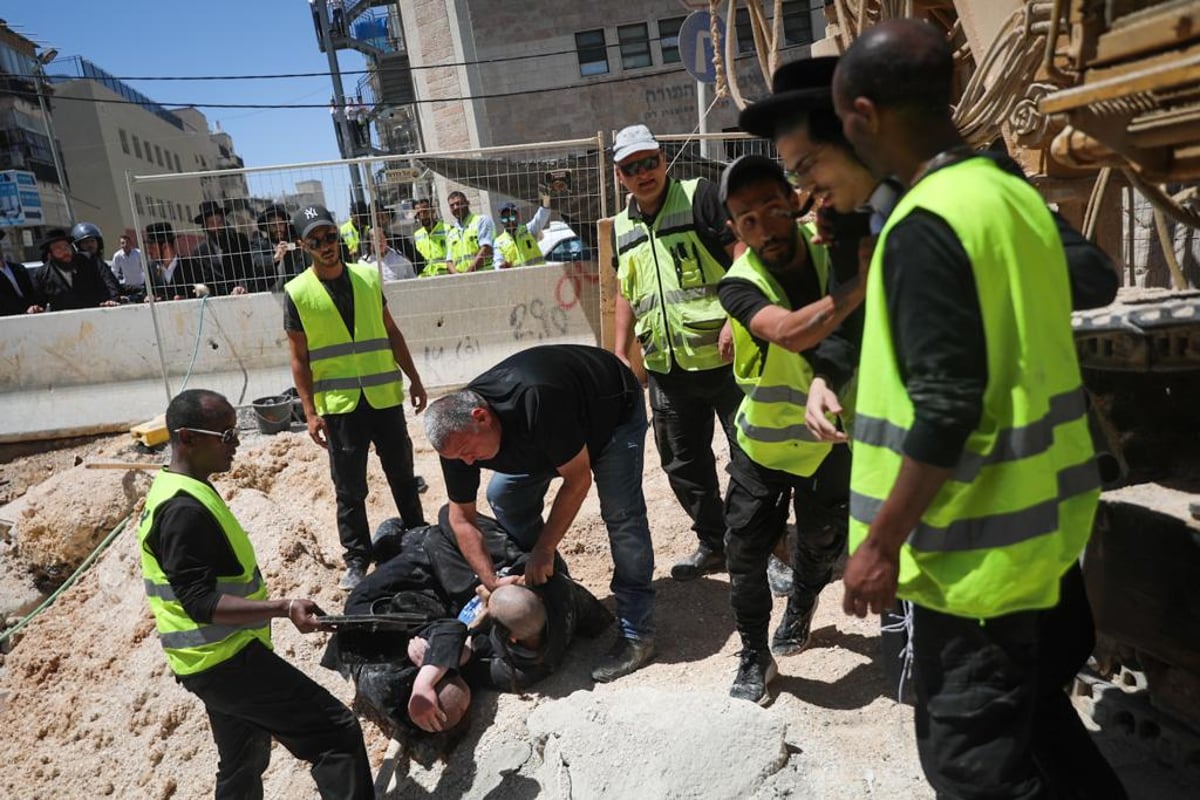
[618,154,661,177]
[175,427,240,445]
[305,231,341,248]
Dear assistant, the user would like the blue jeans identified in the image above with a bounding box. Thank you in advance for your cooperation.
[487,400,655,640]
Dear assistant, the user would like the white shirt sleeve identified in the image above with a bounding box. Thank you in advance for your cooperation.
[526,205,551,238]
[475,215,495,249]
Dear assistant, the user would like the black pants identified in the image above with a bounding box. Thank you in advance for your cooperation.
[912,564,1126,800]
[724,444,850,652]
[648,365,742,553]
[325,400,426,568]
[179,640,373,800]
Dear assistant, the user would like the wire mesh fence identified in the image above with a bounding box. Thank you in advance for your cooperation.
[1121,184,1200,289]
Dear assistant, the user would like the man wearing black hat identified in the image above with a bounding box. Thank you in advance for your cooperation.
[32,228,122,311]
[142,222,218,301]
[611,122,742,582]
[0,228,45,316]
[284,204,428,591]
[256,204,309,292]
[193,200,262,295]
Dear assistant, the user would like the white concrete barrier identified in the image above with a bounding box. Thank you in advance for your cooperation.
[0,261,601,442]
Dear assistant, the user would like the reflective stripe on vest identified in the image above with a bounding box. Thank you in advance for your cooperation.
[137,470,271,676]
[614,178,730,373]
[447,213,492,272]
[284,263,404,416]
[724,223,836,476]
[848,156,1098,618]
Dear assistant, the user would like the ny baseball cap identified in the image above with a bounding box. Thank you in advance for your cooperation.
[292,204,337,239]
[613,124,660,163]
[719,155,788,206]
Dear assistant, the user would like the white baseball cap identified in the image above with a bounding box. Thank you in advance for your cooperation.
[613,124,661,163]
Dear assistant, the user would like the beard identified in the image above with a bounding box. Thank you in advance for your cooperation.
[757,228,799,271]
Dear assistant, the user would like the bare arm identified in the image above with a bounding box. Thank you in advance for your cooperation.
[746,276,865,354]
[286,329,328,448]
[448,500,503,589]
[382,306,426,413]
[524,447,592,585]
[470,244,494,273]
[211,595,329,633]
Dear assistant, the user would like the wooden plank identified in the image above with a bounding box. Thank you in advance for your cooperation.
[84,460,164,471]
[1094,4,1200,66]
[1040,48,1200,113]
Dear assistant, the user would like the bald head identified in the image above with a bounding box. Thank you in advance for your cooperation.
[489,584,546,643]
[834,19,953,119]
[413,675,471,734]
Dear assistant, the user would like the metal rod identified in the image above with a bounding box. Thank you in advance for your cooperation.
[317,0,366,207]
[34,62,75,221]
[124,168,173,403]
[596,130,609,221]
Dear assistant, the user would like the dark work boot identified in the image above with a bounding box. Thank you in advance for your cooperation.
[591,637,656,683]
[670,545,725,581]
[730,649,778,705]
[339,562,366,591]
[772,596,819,657]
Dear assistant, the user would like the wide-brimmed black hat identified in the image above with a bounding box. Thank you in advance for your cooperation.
[193,200,229,225]
[38,228,72,253]
[739,56,840,139]
[256,203,292,232]
[144,222,176,245]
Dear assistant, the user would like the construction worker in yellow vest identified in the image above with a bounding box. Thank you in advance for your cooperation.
[445,190,495,273]
[138,388,373,798]
[413,197,450,277]
[717,149,875,705]
[339,200,369,261]
[612,123,741,583]
[284,204,428,591]
[494,195,551,268]
[834,21,1125,799]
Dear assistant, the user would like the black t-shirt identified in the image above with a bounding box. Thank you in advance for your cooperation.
[440,345,641,503]
[283,267,384,333]
[142,488,241,625]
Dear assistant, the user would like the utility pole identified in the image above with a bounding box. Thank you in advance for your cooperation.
[316,0,366,207]
[34,50,75,222]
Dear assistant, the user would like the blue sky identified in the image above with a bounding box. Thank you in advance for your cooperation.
[10,1,365,169]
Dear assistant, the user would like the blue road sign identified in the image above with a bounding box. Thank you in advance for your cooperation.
[678,11,726,84]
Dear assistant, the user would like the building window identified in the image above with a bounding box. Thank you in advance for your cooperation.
[173,153,182,172]
[781,0,812,46]
[135,193,143,214]
[155,145,163,167]
[132,135,143,159]
[575,30,609,77]
[618,23,652,70]
[176,202,183,220]
[119,129,130,155]
[186,204,192,221]
[659,17,685,64]
[736,8,755,53]
[145,141,154,163]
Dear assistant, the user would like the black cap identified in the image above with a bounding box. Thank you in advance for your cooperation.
[719,155,789,206]
[738,56,840,139]
[38,228,72,252]
[144,222,176,244]
[292,204,337,240]
[256,203,291,231]
[193,200,228,224]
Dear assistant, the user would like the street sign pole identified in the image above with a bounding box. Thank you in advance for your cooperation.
[679,11,724,161]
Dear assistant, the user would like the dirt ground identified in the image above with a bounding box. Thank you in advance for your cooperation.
[0,408,1196,799]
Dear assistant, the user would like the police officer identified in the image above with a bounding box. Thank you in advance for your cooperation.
[612,123,741,580]
[284,204,428,590]
[412,197,450,277]
[445,191,495,273]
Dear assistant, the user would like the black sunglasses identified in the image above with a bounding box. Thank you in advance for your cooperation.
[619,154,661,177]
[175,426,240,445]
[305,231,341,248]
